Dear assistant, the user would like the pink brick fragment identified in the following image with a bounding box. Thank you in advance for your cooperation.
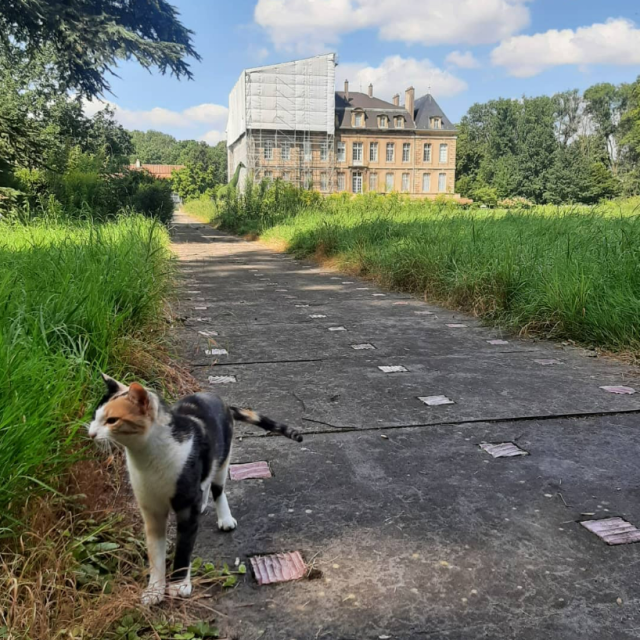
[581,517,640,545]
[229,461,272,481]
[600,386,636,395]
[250,551,306,585]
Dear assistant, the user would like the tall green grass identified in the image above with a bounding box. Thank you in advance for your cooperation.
[182,193,219,221]
[0,215,172,526]
[211,185,640,353]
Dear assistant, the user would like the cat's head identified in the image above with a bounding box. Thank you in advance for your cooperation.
[88,374,155,447]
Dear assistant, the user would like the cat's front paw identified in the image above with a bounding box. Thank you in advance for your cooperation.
[217,515,237,531]
[167,580,193,599]
[141,585,165,606]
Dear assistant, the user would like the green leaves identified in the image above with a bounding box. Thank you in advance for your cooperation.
[171,146,228,202]
[115,614,144,639]
[189,556,245,590]
[456,78,640,204]
[222,575,238,588]
[186,622,220,638]
[0,0,199,98]
[0,0,199,175]
[114,616,219,639]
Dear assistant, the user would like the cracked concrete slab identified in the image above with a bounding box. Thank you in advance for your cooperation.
[199,414,640,640]
[187,354,640,435]
[170,212,640,640]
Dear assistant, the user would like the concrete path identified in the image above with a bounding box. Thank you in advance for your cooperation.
[171,211,640,640]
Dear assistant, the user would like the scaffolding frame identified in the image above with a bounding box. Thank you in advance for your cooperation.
[228,54,336,192]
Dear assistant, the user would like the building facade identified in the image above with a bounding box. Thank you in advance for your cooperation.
[227,54,458,198]
[334,83,457,197]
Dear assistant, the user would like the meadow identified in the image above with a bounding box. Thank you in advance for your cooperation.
[0,215,172,525]
[187,186,640,354]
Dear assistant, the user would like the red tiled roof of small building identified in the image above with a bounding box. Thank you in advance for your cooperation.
[128,164,185,179]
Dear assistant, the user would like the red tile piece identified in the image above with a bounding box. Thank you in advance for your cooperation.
[250,551,306,585]
[229,461,272,481]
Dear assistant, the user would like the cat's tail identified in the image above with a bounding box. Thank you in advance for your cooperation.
[230,407,303,442]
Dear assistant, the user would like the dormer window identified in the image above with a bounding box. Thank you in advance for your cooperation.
[430,117,442,129]
[352,110,365,128]
[378,115,388,129]
[394,116,404,129]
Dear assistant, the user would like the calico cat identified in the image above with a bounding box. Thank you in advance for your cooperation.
[88,374,302,605]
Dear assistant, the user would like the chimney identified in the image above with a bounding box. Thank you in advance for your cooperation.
[344,79,349,101]
[405,86,415,118]
[368,83,373,98]
[392,94,400,106]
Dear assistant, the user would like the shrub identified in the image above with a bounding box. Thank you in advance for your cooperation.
[434,194,460,207]
[498,196,534,209]
[10,164,176,223]
[472,186,499,206]
[13,168,50,198]
[132,180,174,224]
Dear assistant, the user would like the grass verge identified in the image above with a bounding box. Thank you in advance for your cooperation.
[196,184,640,354]
[0,213,213,638]
[0,214,173,519]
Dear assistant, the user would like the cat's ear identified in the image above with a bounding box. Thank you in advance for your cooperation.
[101,373,126,396]
[128,382,150,412]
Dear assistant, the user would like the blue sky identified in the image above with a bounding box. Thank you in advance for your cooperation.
[87,0,640,144]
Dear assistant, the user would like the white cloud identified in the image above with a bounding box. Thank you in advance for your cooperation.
[183,104,229,124]
[255,0,531,53]
[337,56,468,101]
[82,98,108,119]
[445,51,481,69]
[491,18,640,77]
[83,99,228,132]
[200,130,225,145]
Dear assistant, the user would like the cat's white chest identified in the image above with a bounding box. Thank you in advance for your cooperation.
[126,434,194,511]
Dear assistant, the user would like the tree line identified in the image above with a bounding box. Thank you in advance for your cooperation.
[128,130,227,200]
[455,78,640,205]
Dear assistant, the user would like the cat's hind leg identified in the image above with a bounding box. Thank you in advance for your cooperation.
[200,467,215,514]
[167,503,199,599]
[140,507,169,605]
[212,456,237,532]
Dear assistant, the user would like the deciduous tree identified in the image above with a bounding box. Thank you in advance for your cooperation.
[0,0,198,166]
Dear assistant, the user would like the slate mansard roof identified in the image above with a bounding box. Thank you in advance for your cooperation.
[413,94,456,131]
[335,91,456,133]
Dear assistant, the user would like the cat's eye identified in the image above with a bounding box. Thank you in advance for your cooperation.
[105,417,119,425]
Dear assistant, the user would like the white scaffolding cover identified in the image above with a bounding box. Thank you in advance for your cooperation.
[227,54,336,147]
